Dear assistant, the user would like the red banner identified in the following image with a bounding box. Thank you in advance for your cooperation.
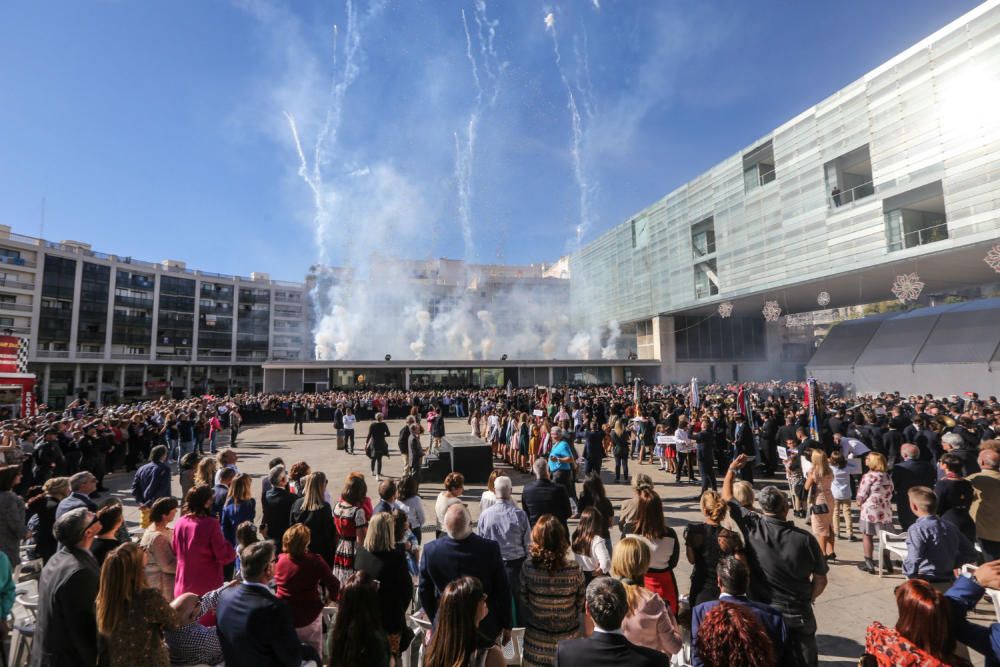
[0,336,20,374]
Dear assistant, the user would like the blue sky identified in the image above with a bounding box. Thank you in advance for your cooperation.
[0,0,979,281]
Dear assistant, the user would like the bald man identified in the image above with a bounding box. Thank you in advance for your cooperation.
[891,443,937,530]
[968,448,1000,561]
[164,583,234,666]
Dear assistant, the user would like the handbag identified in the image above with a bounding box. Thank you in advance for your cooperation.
[809,503,830,515]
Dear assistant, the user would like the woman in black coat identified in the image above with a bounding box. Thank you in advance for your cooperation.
[354,512,413,659]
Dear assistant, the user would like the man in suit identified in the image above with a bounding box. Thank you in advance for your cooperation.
[419,504,512,645]
[54,471,98,519]
[31,507,102,667]
[213,466,236,518]
[521,457,571,529]
[217,540,312,666]
[891,444,937,530]
[556,577,667,667]
[731,414,756,484]
[691,556,788,667]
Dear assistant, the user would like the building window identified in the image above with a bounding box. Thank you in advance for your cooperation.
[690,217,716,258]
[630,216,649,249]
[884,181,948,252]
[694,260,719,298]
[743,140,776,193]
[825,144,874,208]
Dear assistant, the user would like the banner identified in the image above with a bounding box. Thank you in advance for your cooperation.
[806,377,820,441]
[690,378,700,410]
[736,384,750,419]
[0,336,21,374]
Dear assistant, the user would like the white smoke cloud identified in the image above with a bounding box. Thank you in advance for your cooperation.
[601,318,620,359]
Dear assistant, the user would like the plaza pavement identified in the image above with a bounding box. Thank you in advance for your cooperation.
[103,418,993,666]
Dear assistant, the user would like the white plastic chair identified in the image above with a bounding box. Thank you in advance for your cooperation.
[961,564,1000,623]
[501,627,525,666]
[877,529,907,577]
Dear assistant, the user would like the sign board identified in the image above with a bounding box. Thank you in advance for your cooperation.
[532,409,543,417]
[0,336,21,374]
[777,446,788,460]
[656,435,679,445]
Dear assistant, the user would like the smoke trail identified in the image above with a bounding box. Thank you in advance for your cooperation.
[545,11,590,248]
[601,319,621,359]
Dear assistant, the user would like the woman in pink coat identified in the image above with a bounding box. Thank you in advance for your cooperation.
[172,485,236,624]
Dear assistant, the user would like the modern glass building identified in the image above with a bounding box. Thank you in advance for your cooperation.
[570,1,1000,384]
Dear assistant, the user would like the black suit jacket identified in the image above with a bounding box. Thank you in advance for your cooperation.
[418,533,512,641]
[217,583,302,667]
[522,478,571,528]
[30,546,100,667]
[556,631,669,667]
[261,486,297,550]
[891,459,937,529]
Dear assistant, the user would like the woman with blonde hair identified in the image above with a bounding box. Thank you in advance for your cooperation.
[805,448,836,560]
[857,452,895,574]
[140,496,179,599]
[684,489,729,605]
[192,457,217,489]
[356,512,414,661]
[611,536,682,657]
[96,542,181,667]
[221,473,255,548]
[289,471,336,566]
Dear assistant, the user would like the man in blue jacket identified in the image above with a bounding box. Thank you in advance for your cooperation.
[944,560,1000,665]
[132,445,172,528]
[692,557,788,667]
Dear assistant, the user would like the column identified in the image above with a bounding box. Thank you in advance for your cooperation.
[103,264,117,359]
[73,364,81,396]
[96,364,104,407]
[42,364,51,405]
[548,367,554,386]
[404,368,411,391]
[228,366,233,396]
[118,365,126,398]
[149,273,161,361]
[67,258,84,359]
[186,366,192,396]
[651,315,675,384]
[141,364,148,395]
[191,279,201,362]
[248,365,254,393]
[282,368,287,391]
[231,282,240,363]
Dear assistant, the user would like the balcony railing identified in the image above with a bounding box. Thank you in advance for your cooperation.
[0,278,34,291]
[76,352,105,359]
[830,180,875,208]
[157,353,192,361]
[37,350,70,358]
[0,303,33,312]
[114,295,154,309]
[111,353,149,360]
[0,256,35,268]
[887,220,949,253]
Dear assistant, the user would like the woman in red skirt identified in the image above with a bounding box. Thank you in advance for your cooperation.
[634,487,680,614]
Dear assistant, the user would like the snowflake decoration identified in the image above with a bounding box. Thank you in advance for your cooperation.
[762,300,782,322]
[785,316,796,328]
[717,302,734,318]
[985,244,1000,273]
[817,291,831,307]
[891,272,925,303]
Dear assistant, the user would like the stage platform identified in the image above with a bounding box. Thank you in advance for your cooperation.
[423,434,493,484]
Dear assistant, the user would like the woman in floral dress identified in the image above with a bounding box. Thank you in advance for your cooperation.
[856,452,894,574]
[332,474,369,584]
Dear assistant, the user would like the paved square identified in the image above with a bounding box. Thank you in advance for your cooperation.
[105,418,993,666]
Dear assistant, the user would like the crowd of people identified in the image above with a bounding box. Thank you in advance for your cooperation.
[0,382,998,666]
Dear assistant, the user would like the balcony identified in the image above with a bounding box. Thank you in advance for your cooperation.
[37,350,70,358]
[0,302,33,312]
[76,352,105,359]
[0,278,34,291]
[236,352,268,361]
[157,353,192,361]
[111,352,150,360]
[0,256,35,268]
[114,295,154,309]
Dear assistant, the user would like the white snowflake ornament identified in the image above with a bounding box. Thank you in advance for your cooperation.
[762,300,782,322]
[817,291,830,307]
[717,302,734,318]
[891,273,925,303]
[985,244,1000,273]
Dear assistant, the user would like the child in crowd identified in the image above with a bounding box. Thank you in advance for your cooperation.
[830,450,855,541]
[234,521,259,579]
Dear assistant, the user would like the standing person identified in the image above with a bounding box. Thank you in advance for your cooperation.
[132,445,172,529]
[891,444,937,531]
[435,472,465,536]
[327,571,391,667]
[556,576,670,667]
[731,414,756,484]
[611,418,630,483]
[332,473,369,583]
[424,576,506,667]
[723,455,829,667]
[805,449,836,560]
[935,452,977,544]
[684,490,728,606]
[274,524,340,659]
[399,474,426,545]
[696,417,717,493]
[228,407,241,447]
[172,486,236,620]
[216,541,310,666]
[829,450,855,542]
[261,464,297,551]
[30,508,102,667]
[365,412,391,479]
[856,452,896,574]
[89,503,124,567]
[902,486,978,584]
[477,475,532,622]
[140,496,179,600]
[55,470,98,519]
[968,448,1000,561]
[291,397,306,435]
[547,426,578,505]
[571,508,612,584]
[520,514,585,666]
[95,541,182,667]
[610,536,683,657]
[407,423,424,481]
[634,488,681,614]
[0,464,25,567]
[178,451,199,499]
[289,472,337,567]
[27,476,70,563]
[177,413,196,461]
[342,407,357,454]
[867,578,968,666]
[221,473,256,549]
[355,513,413,662]
[419,504,512,647]
[523,458,572,530]
[431,403,446,454]
[583,419,605,477]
